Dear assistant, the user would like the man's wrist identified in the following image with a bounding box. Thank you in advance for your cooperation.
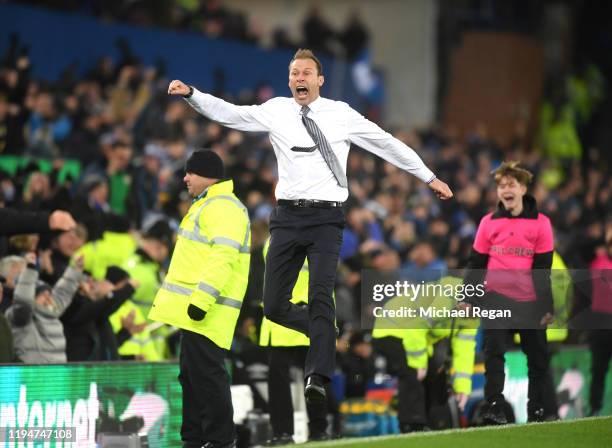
[426,175,437,184]
[183,85,194,98]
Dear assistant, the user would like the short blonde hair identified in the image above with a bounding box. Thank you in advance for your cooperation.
[491,161,533,185]
[289,48,323,76]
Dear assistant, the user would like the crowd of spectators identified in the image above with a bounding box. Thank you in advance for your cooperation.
[14,0,370,59]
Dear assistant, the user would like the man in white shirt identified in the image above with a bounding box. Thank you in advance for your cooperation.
[168,49,452,407]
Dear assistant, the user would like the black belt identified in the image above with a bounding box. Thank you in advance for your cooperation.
[277,199,343,209]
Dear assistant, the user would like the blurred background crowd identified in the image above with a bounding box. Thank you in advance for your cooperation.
[15,0,370,58]
[0,0,611,437]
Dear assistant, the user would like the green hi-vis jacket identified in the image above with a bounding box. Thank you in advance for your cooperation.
[259,239,310,347]
[148,179,251,350]
[372,276,478,395]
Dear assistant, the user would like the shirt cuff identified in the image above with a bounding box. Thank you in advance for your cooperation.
[411,166,436,184]
[183,87,212,110]
[183,85,194,98]
[426,175,437,184]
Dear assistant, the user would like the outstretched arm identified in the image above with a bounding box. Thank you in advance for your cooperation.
[0,208,77,236]
[168,79,273,132]
[346,106,452,199]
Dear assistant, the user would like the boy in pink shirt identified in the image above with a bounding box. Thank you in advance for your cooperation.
[464,161,555,424]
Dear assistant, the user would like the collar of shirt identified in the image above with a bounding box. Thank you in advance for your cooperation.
[193,188,208,203]
[294,95,324,115]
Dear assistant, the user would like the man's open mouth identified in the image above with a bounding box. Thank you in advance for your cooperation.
[296,86,308,95]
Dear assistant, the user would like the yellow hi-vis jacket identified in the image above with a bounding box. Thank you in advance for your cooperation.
[372,277,478,395]
[546,251,571,341]
[76,231,137,280]
[107,250,169,361]
[109,300,163,361]
[515,251,571,344]
[148,179,251,350]
[259,239,310,347]
[124,250,163,319]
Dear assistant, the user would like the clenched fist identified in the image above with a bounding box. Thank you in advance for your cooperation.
[168,79,191,96]
[49,210,76,231]
[428,178,454,200]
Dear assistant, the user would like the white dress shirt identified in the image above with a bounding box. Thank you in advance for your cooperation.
[186,89,435,202]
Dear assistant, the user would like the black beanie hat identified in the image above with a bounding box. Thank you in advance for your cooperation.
[105,266,130,285]
[185,150,225,179]
[143,219,174,249]
[35,280,52,297]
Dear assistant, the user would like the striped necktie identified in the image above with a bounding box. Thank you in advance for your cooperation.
[301,105,348,188]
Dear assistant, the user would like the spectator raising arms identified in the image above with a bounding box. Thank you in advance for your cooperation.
[5,253,85,363]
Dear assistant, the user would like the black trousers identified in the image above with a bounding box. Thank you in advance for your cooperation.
[590,329,612,413]
[179,330,235,448]
[268,346,328,437]
[483,329,552,413]
[263,206,344,380]
[479,292,547,330]
[373,337,447,426]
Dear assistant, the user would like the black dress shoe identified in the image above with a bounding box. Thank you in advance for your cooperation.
[400,423,430,433]
[263,434,294,446]
[202,440,236,448]
[482,400,508,425]
[527,407,545,423]
[304,375,326,404]
[308,432,332,442]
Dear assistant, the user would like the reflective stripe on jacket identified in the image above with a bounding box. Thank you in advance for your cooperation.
[148,179,250,350]
[372,276,477,394]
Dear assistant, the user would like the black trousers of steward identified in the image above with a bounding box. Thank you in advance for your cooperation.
[179,330,235,448]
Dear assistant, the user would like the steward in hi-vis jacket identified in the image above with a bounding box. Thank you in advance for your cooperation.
[372,276,477,433]
[149,150,250,448]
